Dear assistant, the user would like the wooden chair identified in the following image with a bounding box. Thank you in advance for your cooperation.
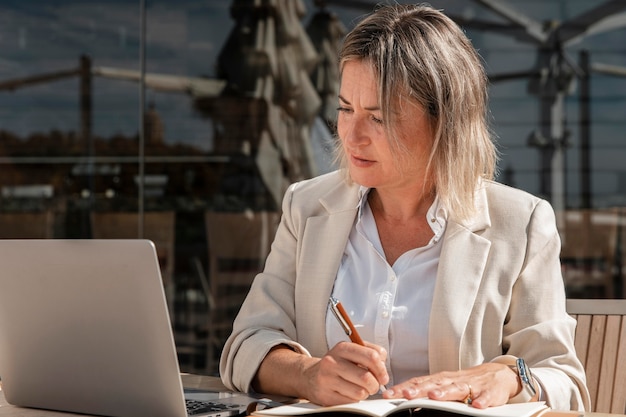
[0,211,54,238]
[202,209,279,373]
[560,209,620,298]
[566,298,626,413]
[619,207,626,299]
[90,211,176,314]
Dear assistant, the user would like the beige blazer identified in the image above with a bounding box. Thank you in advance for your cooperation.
[220,170,590,411]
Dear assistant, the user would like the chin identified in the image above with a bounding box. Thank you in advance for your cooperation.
[348,166,384,187]
[349,175,378,189]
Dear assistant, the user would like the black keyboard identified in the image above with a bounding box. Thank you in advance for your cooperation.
[186,399,243,415]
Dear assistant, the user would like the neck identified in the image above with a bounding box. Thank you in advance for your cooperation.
[368,186,435,223]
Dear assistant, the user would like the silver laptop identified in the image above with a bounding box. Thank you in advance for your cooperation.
[0,239,271,417]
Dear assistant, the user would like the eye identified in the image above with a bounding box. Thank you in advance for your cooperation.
[371,115,383,125]
[336,106,352,114]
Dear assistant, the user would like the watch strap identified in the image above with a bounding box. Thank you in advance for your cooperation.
[491,355,538,403]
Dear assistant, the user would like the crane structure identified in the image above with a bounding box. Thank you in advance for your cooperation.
[2,0,626,210]
[326,0,626,210]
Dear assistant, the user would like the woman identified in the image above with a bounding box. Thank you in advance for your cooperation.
[220,4,590,411]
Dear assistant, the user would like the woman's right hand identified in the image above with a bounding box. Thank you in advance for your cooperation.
[301,341,389,406]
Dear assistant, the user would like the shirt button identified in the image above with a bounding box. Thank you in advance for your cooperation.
[382,311,389,319]
[389,275,396,281]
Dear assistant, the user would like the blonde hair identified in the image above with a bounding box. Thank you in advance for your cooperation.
[335,3,497,220]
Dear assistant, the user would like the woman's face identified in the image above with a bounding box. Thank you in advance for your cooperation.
[337,60,435,193]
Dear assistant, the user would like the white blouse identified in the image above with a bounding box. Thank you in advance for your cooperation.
[326,187,447,385]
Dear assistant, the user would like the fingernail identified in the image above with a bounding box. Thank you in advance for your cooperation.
[407,388,417,397]
[430,389,443,398]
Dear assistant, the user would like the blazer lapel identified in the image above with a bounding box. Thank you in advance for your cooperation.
[295,182,360,356]
[429,186,492,373]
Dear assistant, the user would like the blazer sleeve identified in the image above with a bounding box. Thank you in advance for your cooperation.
[500,199,591,411]
[219,183,311,392]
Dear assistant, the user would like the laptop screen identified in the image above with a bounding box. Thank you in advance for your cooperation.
[0,239,190,417]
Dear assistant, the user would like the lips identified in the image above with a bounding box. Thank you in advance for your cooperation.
[350,153,375,167]
[347,148,371,161]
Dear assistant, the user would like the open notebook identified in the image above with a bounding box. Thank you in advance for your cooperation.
[0,239,269,417]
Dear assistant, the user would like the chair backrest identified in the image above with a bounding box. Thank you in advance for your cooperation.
[202,210,279,372]
[566,298,626,413]
[90,211,176,293]
[0,211,54,238]
[559,209,620,298]
[204,210,279,317]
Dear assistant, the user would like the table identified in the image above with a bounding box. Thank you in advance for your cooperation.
[0,374,225,417]
[0,375,622,417]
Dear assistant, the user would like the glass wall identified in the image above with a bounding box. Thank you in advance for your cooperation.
[1,0,625,374]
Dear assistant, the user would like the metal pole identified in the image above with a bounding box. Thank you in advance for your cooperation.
[550,91,566,214]
[79,55,94,206]
[138,0,146,238]
[80,55,92,155]
[579,50,591,209]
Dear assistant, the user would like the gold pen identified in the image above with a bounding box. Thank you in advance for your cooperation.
[329,296,387,392]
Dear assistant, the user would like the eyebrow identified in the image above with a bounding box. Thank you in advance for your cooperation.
[338,95,381,111]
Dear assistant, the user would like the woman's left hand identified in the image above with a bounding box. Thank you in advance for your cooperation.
[382,363,520,408]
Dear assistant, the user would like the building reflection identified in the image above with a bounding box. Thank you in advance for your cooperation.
[0,0,341,375]
[1,0,625,375]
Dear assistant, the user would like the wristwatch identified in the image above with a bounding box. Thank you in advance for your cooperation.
[491,355,538,403]
[511,358,537,403]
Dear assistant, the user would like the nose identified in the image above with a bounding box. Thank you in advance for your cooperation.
[338,114,370,148]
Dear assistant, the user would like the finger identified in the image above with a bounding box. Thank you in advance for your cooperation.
[427,381,471,402]
[335,342,389,389]
[310,382,368,407]
[362,341,389,387]
[326,345,387,396]
[313,354,372,404]
[383,377,436,399]
[363,341,388,362]
[346,363,387,396]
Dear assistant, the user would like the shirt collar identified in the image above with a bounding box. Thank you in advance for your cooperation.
[356,186,448,243]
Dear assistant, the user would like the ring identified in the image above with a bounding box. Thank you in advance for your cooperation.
[463,384,473,405]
